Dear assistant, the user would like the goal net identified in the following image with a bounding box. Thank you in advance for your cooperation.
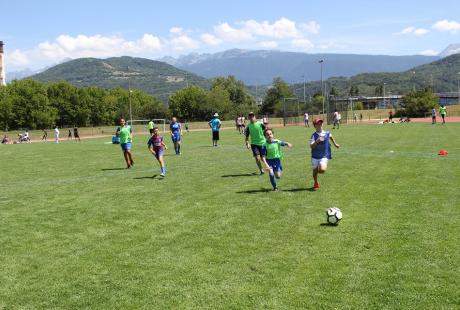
[127,119,166,133]
[282,97,301,126]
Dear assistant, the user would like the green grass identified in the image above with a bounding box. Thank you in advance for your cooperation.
[1,123,459,309]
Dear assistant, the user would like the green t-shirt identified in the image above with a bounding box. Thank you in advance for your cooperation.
[264,140,284,160]
[148,121,154,129]
[440,106,447,115]
[118,125,132,144]
[247,121,266,146]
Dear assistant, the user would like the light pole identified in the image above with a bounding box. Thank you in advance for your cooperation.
[412,71,416,91]
[383,82,386,109]
[302,74,306,105]
[457,72,460,103]
[319,59,324,118]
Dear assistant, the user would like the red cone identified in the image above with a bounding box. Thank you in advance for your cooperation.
[438,150,448,156]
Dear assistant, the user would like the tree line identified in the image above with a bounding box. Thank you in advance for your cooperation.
[0,76,256,130]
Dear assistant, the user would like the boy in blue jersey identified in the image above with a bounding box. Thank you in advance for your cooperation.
[148,127,167,177]
[310,118,340,190]
[169,117,182,155]
[208,113,221,146]
[261,129,292,191]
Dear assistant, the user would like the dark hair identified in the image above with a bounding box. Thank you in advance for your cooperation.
[264,128,273,136]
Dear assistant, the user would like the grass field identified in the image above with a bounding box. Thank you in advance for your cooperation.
[1,123,459,309]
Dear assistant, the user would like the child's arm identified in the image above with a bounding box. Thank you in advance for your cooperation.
[162,141,167,150]
[329,135,340,148]
[280,141,292,148]
[261,156,271,171]
[148,144,155,155]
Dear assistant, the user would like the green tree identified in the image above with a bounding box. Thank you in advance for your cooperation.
[261,77,294,116]
[374,85,383,96]
[329,86,339,97]
[9,79,57,129]
[47,81,79,126]
[349,85,360,96]
[402,88,438,117]
[169,85,209,121]
[0,86,13,130]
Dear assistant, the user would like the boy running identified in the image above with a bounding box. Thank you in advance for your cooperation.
[116,118,135,169]
[261,129,292,191]
[170,117,182,155]
[245,112,266,175]
[310,118,340,190]
[73,127,81,142]
[147,127,167,177]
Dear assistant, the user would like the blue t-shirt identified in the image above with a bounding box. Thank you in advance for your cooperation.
[170,122,181,135]
[310,131,332,159]
[209,118,221,132]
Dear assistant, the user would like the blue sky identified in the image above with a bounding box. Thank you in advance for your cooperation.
[2,0,460,71]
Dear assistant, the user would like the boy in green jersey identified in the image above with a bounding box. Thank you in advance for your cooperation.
[439,105,447,124]
[245,112,267,175]
[116,118,135,168]
[261,129,292,191]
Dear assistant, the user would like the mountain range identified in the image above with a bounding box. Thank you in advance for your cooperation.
[159,49,440,85]
[29,56,210,102]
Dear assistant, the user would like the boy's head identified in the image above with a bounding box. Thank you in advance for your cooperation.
[120,118,126,126]
[264,128,274,141]
[171,117,177,123]
[153,127,159,135]
[248,112,256,123]
[313,118,323,131]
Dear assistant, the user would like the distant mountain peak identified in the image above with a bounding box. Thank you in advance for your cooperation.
[439,43,460,57]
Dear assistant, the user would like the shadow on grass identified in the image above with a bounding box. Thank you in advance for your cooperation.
[236,188,272,194]
[134,174,164,180]
[319,223,339,227]
[101,168,126,171]
[222,173,258,178]
[282,187,315,192]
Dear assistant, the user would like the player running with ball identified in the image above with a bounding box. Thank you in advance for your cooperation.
[147,127,167,177]
[310,118,340,190]
[261,129,292,191]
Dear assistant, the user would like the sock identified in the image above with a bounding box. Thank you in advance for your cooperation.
[269,171,277,189]
[178,145,181,153]
[161,166,165,174]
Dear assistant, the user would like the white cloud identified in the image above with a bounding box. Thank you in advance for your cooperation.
[318,41,347,50]
[432,19,460,34]
[418,49,439,56]
[259,41,278,49]
[169,27,184,34]
[8,49,30,65]
[214,22,253,43]
[291,38,314,50]
[300,21,320,34]
[169,35,199,51]
[239,17,302,39]
[394,26,429,36]
[200,33,222,46]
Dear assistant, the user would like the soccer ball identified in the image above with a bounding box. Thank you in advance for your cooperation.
[326,207,342,225]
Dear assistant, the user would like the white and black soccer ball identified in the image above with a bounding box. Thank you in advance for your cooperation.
[326,207,342,225]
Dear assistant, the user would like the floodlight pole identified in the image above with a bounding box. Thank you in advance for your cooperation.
[457,72,460,103]
[302,74,306,104]
[319,59,325,119]
[383,82,386,109]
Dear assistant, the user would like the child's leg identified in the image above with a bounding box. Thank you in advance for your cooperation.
[158,156,166,175]
[313,167,319,184]
[275,171,281,179]
[268,168,277,189]
[123,151,130,167]
[255,155,263,172]
[318,163,327,174]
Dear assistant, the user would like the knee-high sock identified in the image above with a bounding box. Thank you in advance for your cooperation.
[161,166,166,174]
[269,171,277,189]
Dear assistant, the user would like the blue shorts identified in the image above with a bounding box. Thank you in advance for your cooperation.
[251,144,266,157]
[121,142,132,151]
[171,133,181,143]
[154,149,164,160]
[267,158,283,172]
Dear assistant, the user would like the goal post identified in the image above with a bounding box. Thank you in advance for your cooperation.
[282,97,301,126]
[127,119,166,133]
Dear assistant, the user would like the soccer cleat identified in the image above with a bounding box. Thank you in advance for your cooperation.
[160,173,165,177]
[273,187,278,191]
[313,182,320,189]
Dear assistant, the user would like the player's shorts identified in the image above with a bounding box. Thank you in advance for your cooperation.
[121,142,132,151]
[212,131,219,140]
[311,157,328,169]
[171,133,181,143]
[251,144,266,157]
[267,158,283,172]
[153,149,164,159]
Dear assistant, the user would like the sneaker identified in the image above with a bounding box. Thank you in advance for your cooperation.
[259,170,265,175]
[160,173,165,177]
[313,182,320,189]
[273,187,278,191]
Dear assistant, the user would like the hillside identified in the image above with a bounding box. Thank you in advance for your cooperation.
[161,49,439,85]
[290,53,460,99]
[30,56,211,101]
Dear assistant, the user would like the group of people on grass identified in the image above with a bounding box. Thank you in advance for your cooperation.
[431,105,447,124]
[115,111,340,191]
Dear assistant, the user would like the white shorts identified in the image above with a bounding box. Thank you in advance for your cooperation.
[311,157,328,169]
